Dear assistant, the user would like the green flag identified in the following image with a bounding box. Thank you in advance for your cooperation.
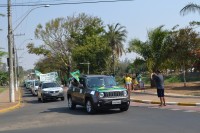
[35,70,42,77]
[70,70,80,82]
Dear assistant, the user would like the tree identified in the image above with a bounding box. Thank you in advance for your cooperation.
[165,27,200,86]
[180,3,200,16]
[28,13,111,78]
[105,23,127,76]
[128,26,169,72]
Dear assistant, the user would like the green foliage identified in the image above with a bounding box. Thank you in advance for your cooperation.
[165,75,182,83]
[30,13,128,77]
[0,88,6,93]
[128,26,169,72]
[180,3,200,16]
[0,71,8,86]
[105,23,127,75]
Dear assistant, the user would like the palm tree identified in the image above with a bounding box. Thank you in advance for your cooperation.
[105,23,127,76]
[128,26,169,72]
[180,3,200,16]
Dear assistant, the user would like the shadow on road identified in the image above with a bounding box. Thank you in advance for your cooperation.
[40,106,124,115]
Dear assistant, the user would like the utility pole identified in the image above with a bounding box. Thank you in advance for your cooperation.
[13,33,25,91]
[7,0,15,102]
[80,62,90,75]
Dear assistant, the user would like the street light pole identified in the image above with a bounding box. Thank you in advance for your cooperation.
[7,2,49,102]
[80,62,90,75]
[7,0,15,102]
[13,5,50,31]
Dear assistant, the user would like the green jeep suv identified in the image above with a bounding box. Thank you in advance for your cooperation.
[67,75,130,114]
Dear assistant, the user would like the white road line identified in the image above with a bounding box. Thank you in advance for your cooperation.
[183,110,197,113]
[169,108,181,111]
[148,106,159,109]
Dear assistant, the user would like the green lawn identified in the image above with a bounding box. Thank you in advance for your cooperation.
[0,87,6,93]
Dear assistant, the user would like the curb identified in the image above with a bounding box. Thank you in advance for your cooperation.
[130,98,200,106]
[133,91,200,98]
[0,89,22,114]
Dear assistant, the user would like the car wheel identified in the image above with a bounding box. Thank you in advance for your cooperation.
[120,105,129,112]
[61,97,65,101]
[86,99,95,114]
[68,97,76,110]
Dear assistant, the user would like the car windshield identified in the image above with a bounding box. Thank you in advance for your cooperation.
[42,82,59,89]
[35,81,39,86]
[87,76,116,88]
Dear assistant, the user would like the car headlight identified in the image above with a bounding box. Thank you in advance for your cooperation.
[99,92,104,98]
[123,90,128,97]
[43,91,49,94]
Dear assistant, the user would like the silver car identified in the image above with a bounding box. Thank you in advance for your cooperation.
[37,81,64,103]
[31,80,39,96]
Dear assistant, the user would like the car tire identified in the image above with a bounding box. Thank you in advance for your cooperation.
[61,97,65,101]
[86,99,95,114]
[68,97,76,110]
[120,105,129,112]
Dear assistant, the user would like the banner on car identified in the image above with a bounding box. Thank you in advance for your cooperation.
[40,72,58,82]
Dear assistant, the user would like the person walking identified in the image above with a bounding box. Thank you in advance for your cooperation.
[124,73,132,91]
[151,70,166,106]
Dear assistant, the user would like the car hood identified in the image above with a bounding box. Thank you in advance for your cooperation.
[43,87,63,91]
[93,86,126,92]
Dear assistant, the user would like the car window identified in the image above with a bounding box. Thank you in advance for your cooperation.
[42,82,59,89]
[87,77,116,88]
[35,81,39,86]
[104,77,117,86]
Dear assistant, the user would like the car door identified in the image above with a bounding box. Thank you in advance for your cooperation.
[76,78,86,105]
[69,79,80,104]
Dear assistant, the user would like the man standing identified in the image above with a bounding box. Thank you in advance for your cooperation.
[151,70,166,106]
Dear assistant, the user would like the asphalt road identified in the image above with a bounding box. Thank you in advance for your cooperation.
[0,88,200,133]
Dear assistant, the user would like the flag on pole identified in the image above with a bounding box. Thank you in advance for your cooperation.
[70,70,80,82]
[35,70,42,77]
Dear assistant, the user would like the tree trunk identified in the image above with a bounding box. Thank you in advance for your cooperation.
[183,64,187,87]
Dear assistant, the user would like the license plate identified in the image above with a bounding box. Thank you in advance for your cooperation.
[112,100,121,105]
[51,93,58,96]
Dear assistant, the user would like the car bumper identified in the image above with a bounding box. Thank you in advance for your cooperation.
[43,92,64,99]
[93,98,130,110]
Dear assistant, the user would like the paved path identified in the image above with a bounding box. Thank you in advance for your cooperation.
[130,90,200,106]
[0,88,21,113]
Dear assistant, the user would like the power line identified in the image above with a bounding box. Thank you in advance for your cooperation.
[0,0,134,7]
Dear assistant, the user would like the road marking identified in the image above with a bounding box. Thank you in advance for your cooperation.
[184,110,197,113]
[169,108,181,111]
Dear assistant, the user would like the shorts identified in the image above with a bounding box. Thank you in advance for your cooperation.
[157,89,164,97]
[126,82,131,85]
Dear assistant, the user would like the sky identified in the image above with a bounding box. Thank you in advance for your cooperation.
[0,0,200,70]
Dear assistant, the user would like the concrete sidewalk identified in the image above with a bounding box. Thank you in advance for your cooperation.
[0,88,21,113]
[130,90,200,106]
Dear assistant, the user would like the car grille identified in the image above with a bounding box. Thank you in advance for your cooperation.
[104,91,124,97]
[49,91,59,94]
